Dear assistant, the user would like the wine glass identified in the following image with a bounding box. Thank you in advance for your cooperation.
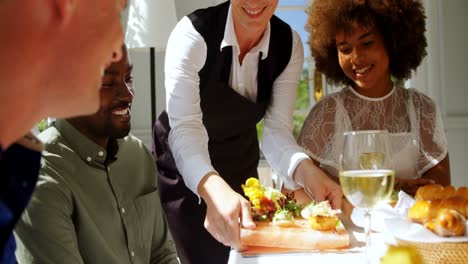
[339,130,395,263]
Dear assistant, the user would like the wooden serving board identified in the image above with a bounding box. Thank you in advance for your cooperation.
[240,219,350,251]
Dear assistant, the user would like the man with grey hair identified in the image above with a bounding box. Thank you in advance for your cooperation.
[0,0,125,262]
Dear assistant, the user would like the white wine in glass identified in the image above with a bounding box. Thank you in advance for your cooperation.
[340,169,394,208]
[339,130,394,263]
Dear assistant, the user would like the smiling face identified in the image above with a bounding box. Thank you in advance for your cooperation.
[73,47,134,147]
[336,24,392,97]
[231,0,279,33]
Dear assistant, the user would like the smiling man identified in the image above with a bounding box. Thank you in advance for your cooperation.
[14,47,179,264]
[154,0,343,263]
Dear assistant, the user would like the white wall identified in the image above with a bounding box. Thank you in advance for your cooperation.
[174,0,221,19]
[439,0,468,187]
[128,48,156,148]
[442,1,468,115]
[413,0,468,187]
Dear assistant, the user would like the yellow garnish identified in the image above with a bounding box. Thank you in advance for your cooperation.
[245,178,261,187]
[242,178,266,209]
[242,177,285,210]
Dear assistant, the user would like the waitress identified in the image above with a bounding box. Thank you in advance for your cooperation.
[154,1,343,263]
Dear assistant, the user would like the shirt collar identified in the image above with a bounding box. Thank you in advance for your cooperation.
[220,5,270,60]
[54,119,119,165]
[348,85,396,102]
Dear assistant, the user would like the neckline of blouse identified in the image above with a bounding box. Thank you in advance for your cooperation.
[348,85,396,102]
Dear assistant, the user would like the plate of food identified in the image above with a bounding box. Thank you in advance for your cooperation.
[239,178,350,253]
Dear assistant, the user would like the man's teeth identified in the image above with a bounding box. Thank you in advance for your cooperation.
[245,8,262,15]
[113,108,129,116]
[100,66,105,77]
[355,66,371,74]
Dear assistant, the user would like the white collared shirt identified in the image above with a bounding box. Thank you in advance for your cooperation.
[165,7,308,196]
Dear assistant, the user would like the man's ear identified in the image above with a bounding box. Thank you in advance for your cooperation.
[52,0,75,25]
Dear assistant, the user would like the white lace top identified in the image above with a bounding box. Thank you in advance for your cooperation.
[298,86,448,179]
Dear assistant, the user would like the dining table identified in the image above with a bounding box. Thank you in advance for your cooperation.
[228,217,394,264]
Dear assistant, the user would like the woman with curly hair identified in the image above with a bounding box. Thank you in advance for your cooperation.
[298,0,450,196]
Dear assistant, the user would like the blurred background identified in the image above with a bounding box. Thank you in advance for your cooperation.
[119,0,467,187]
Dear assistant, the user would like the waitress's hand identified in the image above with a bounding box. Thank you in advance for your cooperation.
[293,159,343,210]
[198,173,256,249]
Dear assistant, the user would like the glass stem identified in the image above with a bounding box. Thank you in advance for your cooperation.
[364,209,372,263]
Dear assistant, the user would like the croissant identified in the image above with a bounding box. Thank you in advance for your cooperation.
[455,186,468,200]
[424,209,466,237]
[438,197,468,217]
[415,184,454,201]
[415,184,468,201]
[408,197,468,224]
[409,185,468,237]
[408,200,432,224]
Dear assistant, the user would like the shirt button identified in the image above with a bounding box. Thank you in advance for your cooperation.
[238,82,244,88]
[121,207,126,214]
[21,181,28,188]
[98,151,104,156]
[131,251,135,257]
[86,157,92,162]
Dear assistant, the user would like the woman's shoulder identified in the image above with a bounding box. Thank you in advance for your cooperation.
[404,87,437,109]
[303,88,349,126]
[314,87,348,106]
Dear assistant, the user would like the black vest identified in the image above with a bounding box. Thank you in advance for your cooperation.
[155,1,292,197]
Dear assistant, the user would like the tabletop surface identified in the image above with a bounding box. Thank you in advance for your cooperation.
[228,218,393,264]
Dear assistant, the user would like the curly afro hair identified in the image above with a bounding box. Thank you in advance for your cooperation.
[307,0,427,86]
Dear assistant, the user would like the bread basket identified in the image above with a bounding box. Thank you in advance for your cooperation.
[396,239,468,264]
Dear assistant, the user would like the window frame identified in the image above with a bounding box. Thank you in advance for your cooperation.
[275,2,318,138]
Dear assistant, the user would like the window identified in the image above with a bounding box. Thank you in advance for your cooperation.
[275,0,314,138]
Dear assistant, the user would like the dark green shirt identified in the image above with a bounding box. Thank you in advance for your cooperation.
[15,119,178,264]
